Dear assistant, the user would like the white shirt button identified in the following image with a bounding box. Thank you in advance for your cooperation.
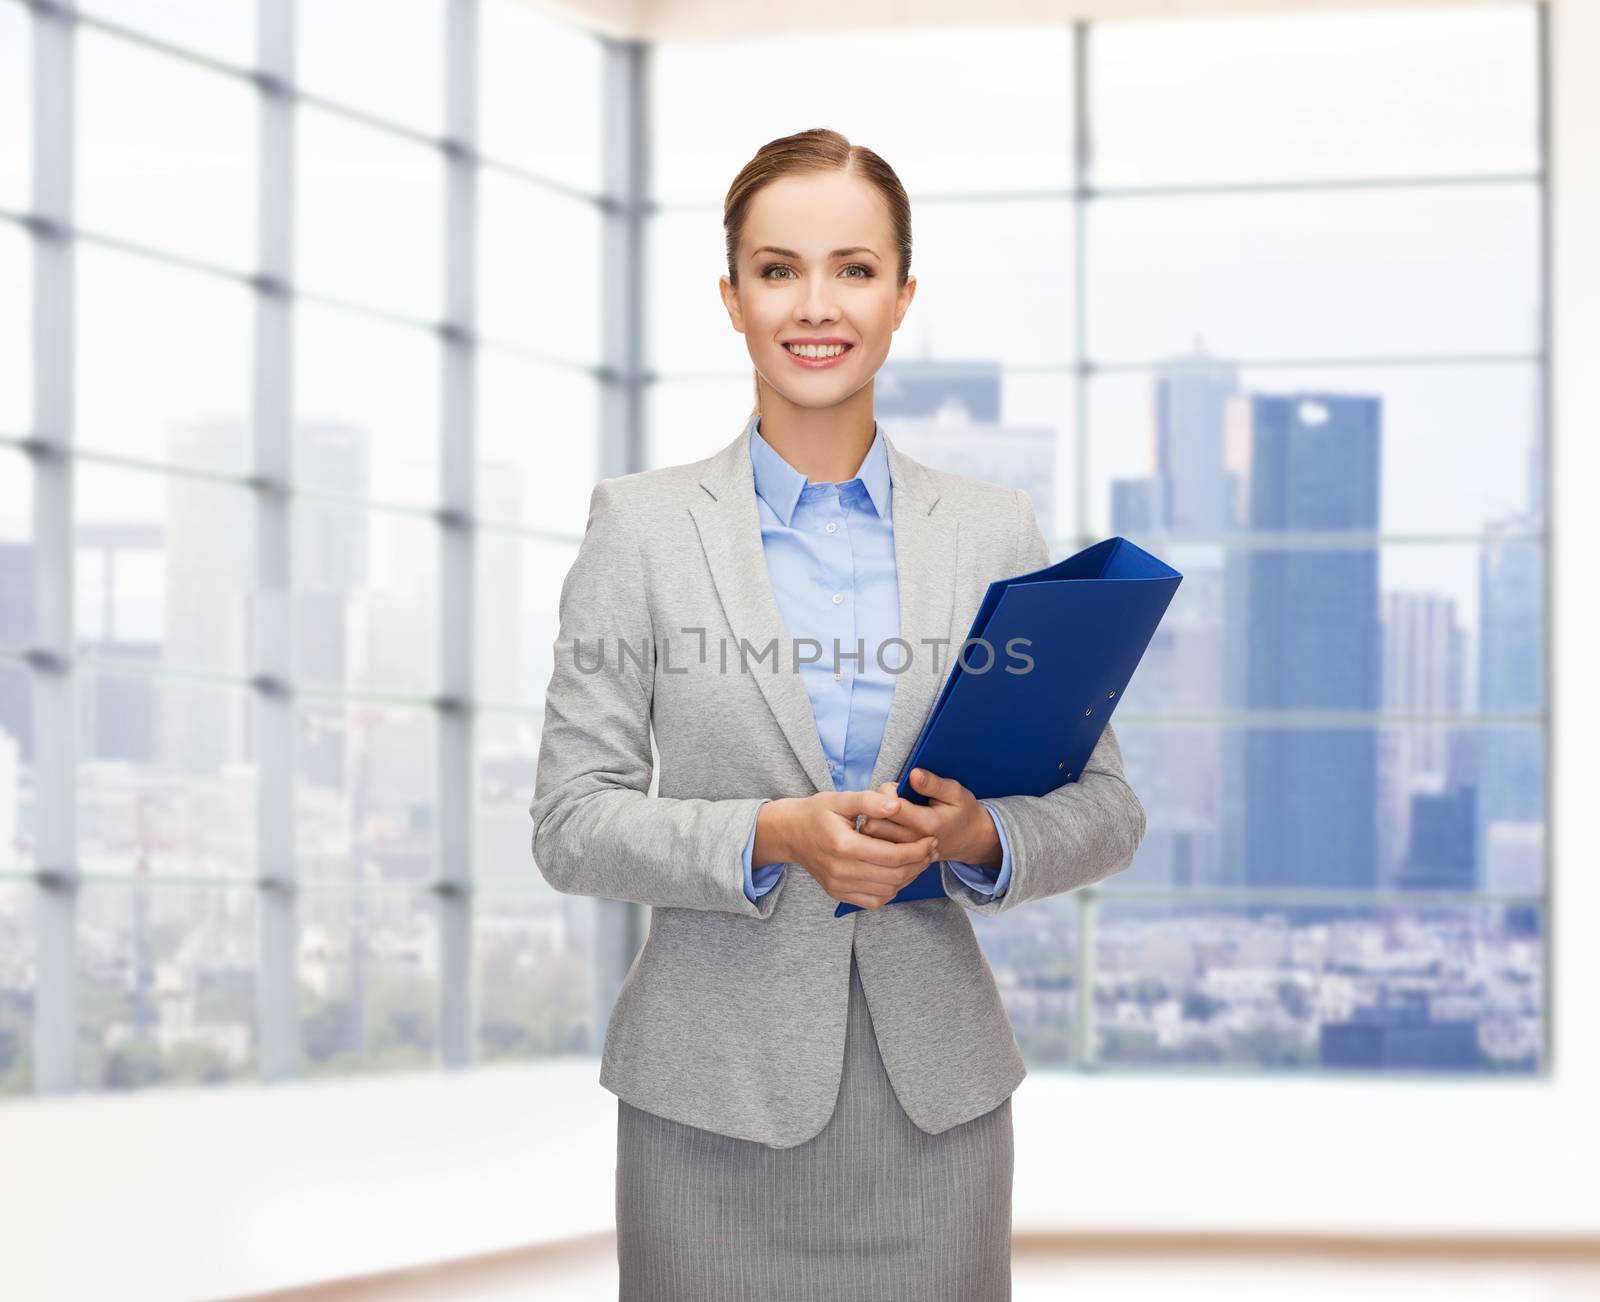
[833,669,843,680]
[825,521,837,533]
[832,592,844,604]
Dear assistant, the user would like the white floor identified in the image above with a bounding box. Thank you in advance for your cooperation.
[247,1238,1600,1302]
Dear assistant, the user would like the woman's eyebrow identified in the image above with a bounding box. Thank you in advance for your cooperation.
[751,245,880,261]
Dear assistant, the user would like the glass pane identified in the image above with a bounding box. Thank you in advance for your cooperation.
[295,702,436,889]
[298,889,439,1075]
[479,0,604,192]
[474,890,595,1060]
[0,662,30,873]
[1109,542,1543,719]
[1111,723,1543,897]
[644,374,760,471]
[647,197,1074,375]
[476,533,571,710]
[77,672,256,881]
[1089,7,1539,188]
[294,302,440,506]
[78,0,255,67]
[292,503,438,695]
[77,883,259,1090]
[906,199,1074,364]
[972,895,1081,1069]
[477,350,598,538]
[1092,902,1542,1073]
[297,0,444,135]
[0,220,31,433]
[475,710,540,885]
[296,104,442,320]
[0,882,35,1095]
[0,447,31,650]
[995,371,1078,547]
[478,171,602,365]
[1086,183,1541,364]
[0,2,28,213]
[881,367,1074,547]
[1089,363,1546,536]
[77,27,257,272]
[650,27,1074,202]
[643,207,736,377]
[75,463,255,678]
[77,243,253,472]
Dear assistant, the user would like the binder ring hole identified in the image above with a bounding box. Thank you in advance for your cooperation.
[1083,706,1093,716]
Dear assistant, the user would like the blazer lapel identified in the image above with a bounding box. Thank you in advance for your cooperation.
[688,413,959,797]
[690,414,836,794]
[871,431,959,792]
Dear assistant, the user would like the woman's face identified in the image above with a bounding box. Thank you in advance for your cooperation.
[720,170,916,412]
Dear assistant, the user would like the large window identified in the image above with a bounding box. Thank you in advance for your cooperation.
[0,2,1547,1100]
[0,0,606,1096]
[646,5,1546,1075]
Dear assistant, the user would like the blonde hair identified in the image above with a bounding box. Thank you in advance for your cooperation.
[722,128,913,426]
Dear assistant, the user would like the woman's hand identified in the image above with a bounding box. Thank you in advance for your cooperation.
[857,769,1000,868]
[758,793,939,911]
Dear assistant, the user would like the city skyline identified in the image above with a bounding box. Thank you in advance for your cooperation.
[1,337,1547,1087]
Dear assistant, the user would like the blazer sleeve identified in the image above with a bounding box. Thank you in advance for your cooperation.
[939,487,1147,916]
[529,478,787,918]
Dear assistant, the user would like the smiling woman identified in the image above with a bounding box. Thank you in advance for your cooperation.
[529,126,1145,1302]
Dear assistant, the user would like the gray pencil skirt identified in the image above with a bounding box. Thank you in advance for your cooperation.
[615,949,1014,1302]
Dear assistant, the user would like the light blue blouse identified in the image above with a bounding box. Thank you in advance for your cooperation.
[738,417,1013,903]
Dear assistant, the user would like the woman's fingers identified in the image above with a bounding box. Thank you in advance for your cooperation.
[909,767,966,805]
[844,827,938,870]
[855,816,923,843]
[836,842,939,905]
[803,792,940,905]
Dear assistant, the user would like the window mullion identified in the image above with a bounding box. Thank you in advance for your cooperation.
[1071,18,1093,1073]
[437,0,479,1070]
[30,0,79,1097]
[254,0,298,1084]
[591,33,649,1060]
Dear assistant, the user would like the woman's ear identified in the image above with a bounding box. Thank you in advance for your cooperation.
[719,275,745,334]
[892,273,917,331]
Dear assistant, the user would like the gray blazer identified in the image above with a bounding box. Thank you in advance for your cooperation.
[530,412,1147,1149]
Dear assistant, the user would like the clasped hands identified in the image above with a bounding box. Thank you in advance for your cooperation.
[861,769,999,863]
[758,768,1002,911]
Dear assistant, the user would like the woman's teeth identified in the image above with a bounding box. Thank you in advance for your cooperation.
[785,343,849,358]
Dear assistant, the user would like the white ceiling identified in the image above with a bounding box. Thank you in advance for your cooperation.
[521,0,1537,43]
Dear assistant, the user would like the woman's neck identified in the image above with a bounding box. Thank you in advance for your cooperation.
[756,383,877,484]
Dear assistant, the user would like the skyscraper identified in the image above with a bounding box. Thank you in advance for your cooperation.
[1222,392,1382,899]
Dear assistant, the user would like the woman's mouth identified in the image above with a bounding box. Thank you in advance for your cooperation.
[782,341,853,370]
